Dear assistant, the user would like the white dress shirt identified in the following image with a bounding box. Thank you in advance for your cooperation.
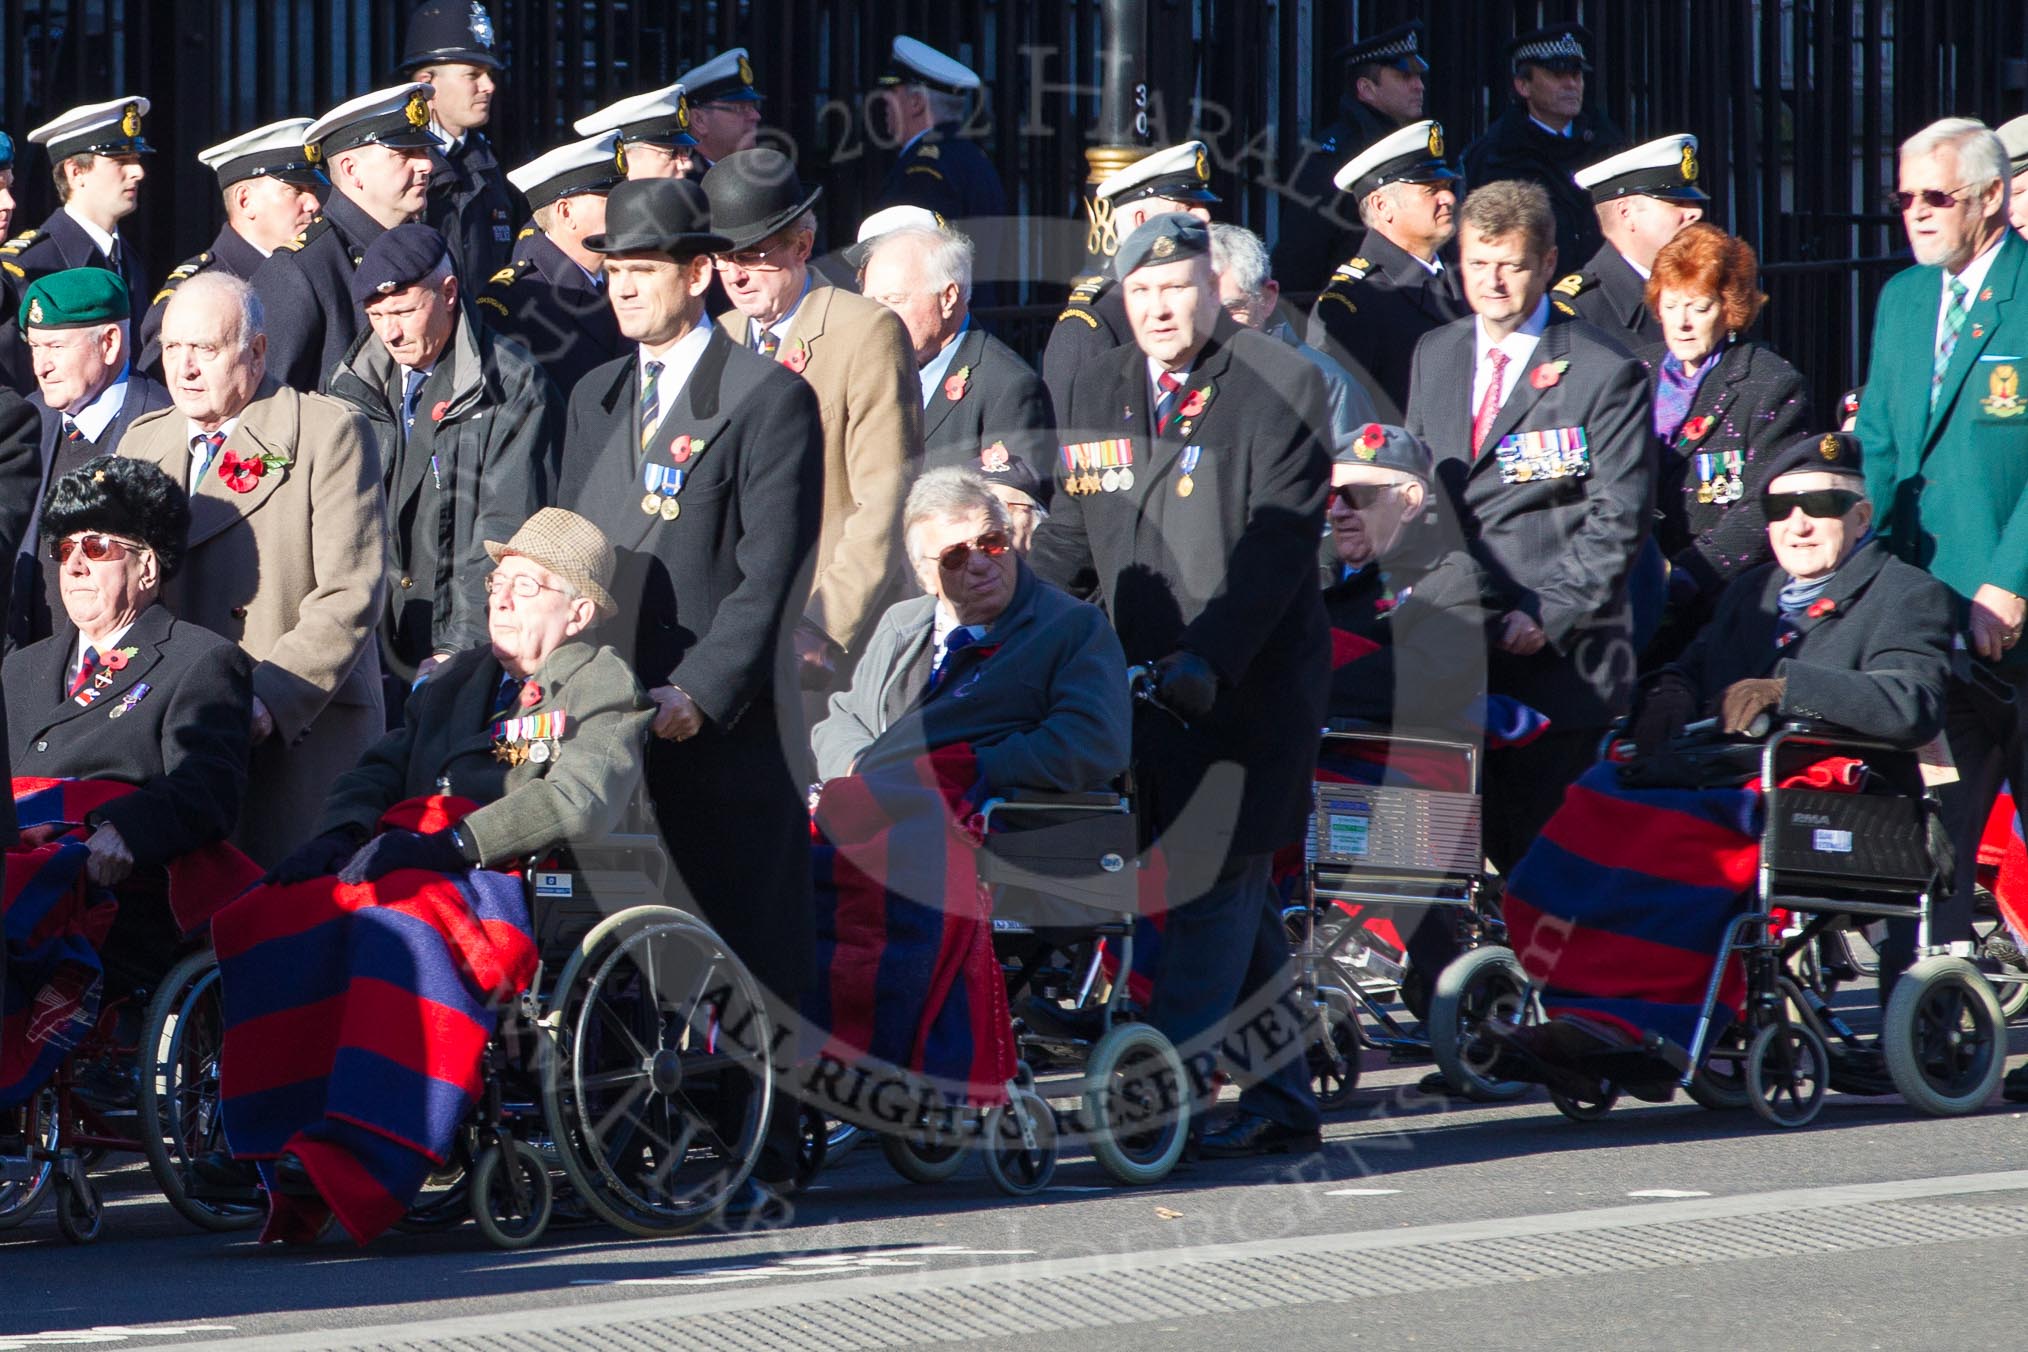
[751,277,813,353]
[184,415,243,484]
[1146,356,1196,412]
[919,319,970,408]
[65,373,129,442]
[63,206,123,266]
[74,620,136,684]
[1471,296,1552,414]
[638,313,716,431]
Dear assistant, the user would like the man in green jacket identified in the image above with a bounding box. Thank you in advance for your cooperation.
[1858,117,2028,1045]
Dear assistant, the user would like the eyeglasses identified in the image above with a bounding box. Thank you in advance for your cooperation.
[49,532,144,565]
[929,530,1011,572]
[1887,182,1984,212]
[1333,482,1404,510]
[484,570,572,600]
[712,241,788,271]
[1762,488,1863,521]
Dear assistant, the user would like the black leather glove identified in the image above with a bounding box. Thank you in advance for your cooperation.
[1719,677,1786,737]
[1627,672,1699,757]
[1152,650,1219,723]
[336,829,471,886]
[266,826,370,886]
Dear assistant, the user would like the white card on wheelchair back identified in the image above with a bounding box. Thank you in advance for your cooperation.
[534,871,573,897]
[1328,810,1371,857]
[1916,732,1959,787]
[1811,828,1854,854]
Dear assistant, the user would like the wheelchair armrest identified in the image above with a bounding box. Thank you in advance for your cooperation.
[1324,717,1388,735]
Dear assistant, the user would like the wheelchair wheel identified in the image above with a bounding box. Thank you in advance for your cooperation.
[470,1139,552,1249]
[1745,1021,1829,1128]
[1974,916,2028,1021]
[795,1105,829,1187]
[54,1171,103,1245]
[1082,1022,1189,1186]
[879,1124,967,1184]
[0,1089,59,1230]
[136,950,263,1233]
[1882,956,2007,1116]
[1309,987,1361,1110]
[1549,1086,1617,1122]
[543,905,772,1237]
[394,1141,473,1234]
[1686,1025,1753,1111]
[1429,946,1532,1102]
[982,1086,1058,1197]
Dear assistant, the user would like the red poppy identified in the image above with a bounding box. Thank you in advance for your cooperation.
[1529,364,1562,390]
[1359,423,1386,451]
[980,442,1010,472]
[782,342,809,374]
[1373,597,1397,615]
[944,370,970,402]
[1807,598,1836,619]
[101,648,130,672]
[520,682,543,709]
[430,400,451,422]
[217,450,264,494]
[1679,415,1714,444]
[672,435,693,463]
[1179,387,1210,418]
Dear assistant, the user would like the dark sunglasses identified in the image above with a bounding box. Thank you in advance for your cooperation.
[1762,489,1863,521]
[1886,183,1979,212]
[49,532,143,565]
[933,530,1011,571]
[1333,483,1402,510]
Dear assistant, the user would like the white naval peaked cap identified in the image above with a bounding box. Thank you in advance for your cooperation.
[1574,133,1706,202]
[198,118,322,187]
[509,132,627,206]
[883,37,982,94]
[1094,140,1219,205]
[28,96,154,160]
[571,82,697,147]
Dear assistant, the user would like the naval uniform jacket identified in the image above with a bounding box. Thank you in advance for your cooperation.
[136,225,268,375]
[10,375,174,649]
[920,322,1056,502]
[476,230,623,400]
[1557,243,1662,352]
[0,210,153,397]
[3,604,253,867]
[1306,229,1466,419]
[316,640,651,867]
[1404,308,1656,729]
[1665,540,1952,748]
[557,326,824,995]
[1029,317,1331,858]
[251,192,387,392]
[1041,275,1129,420]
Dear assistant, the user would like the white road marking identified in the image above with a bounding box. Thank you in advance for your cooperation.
[569,1244,1038,1288]
[0,1328,236,1351]
[1628,1189,1712,1199]
[1325,1188,1402,1196]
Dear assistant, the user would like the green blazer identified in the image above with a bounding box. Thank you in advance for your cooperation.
[1861,229,2028,664]
[315,640,652,865]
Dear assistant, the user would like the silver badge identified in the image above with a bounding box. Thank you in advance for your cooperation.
[469,2,495,47]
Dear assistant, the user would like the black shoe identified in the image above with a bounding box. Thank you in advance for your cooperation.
[273,1152,318,1198]
[189,1149,262,1192]
[717,1177,795,1230]
[1416,1070,1451,1093]
[1195,1111,1322,1159]
[2003,1062,2028,1105]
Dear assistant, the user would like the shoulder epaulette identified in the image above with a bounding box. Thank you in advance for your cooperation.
[1330,257,1375,284]
[278,215,330,253]
[516,225,536,240]
[151,252,213,304]
[905,164,945,181]
[476,295,509,317]
[487,263,523,287]
[917,143,942,161]
[1553,271,1591,298]
[0,228,48,278]
[1067,275,1107,305]
[1551,298,1577,317]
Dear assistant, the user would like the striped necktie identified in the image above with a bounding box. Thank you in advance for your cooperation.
[639,359,663,455]
[62,417,85,446]
[1153,372,1185,435]
[1472,349,1510,456]
[192,431,226,484]
[400,367,428,441]
[755,328,780,360]
[1933,277,1970,409]
[68,647,99,699]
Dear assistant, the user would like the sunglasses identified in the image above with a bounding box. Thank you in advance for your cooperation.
[1886,183,1982,212]
[1332,483,1403,510]
[49,532,144,565]
[1762,489,1863,521]
[932,530,1011,572]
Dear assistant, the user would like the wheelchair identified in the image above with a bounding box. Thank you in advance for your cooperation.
[1287,721,1525,1107]
[858,787,1192,1196]
[176,795,775,1248]
[1485,721,2008,1129]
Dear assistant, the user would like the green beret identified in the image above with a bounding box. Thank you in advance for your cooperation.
[19,267,131,330]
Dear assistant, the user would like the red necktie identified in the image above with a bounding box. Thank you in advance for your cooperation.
[1154,371,1185,435]
[68,647,100,698]
[1472,349,1510,457]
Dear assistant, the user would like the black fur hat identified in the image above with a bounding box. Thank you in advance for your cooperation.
[42,455,192,580]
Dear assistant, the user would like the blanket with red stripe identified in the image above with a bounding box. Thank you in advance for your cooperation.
[3,778,261,1108]
[1978,788,2028,948]
[1502,762,1867,1049]
[804,746,1016,1107]
[212,796,536,1246]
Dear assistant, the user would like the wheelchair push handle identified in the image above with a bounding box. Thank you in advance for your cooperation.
[1126,663,1190,730]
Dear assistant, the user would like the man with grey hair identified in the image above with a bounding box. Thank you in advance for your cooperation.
[1857,116,2028,1025]
[861,224,1055,497]
[118,269,388,866]
[2000,114,2028,240]
[1210,223,1376,453]
[813,466,1127,791]
[325,223,560,720]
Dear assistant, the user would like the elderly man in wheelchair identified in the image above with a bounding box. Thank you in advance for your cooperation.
[2,459,256,1238]
[192,508,654,1244]
[1487,431,1983,1124]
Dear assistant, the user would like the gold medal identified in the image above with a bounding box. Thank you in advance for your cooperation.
[1177,474,1195,498]
[641,492,662,516]
[1697,480,1714,504]
[660,497,681,521]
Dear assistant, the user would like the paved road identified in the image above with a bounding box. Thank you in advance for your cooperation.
[5,1011,2026,1352]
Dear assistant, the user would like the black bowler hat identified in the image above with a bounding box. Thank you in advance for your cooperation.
[400,0,504,73]
[351,223,452,304]
[700,149,823,252]
[1763,431,1865,486]
[583,178,731,257]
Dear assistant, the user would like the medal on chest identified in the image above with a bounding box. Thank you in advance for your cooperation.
[641,461,686,521]
[493,709,569,765]
[1176,444,1204,498]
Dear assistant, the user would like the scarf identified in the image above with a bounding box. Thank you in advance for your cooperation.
[1652,351,1716,442]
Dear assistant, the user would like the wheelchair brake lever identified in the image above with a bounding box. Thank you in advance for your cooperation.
[1126,664,1191,730]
